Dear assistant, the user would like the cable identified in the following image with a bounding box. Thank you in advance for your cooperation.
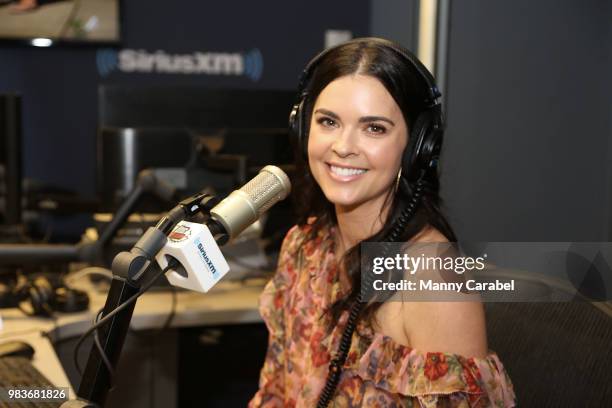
[93,308,115,383]
[316,178,426,408]
[65,267,113,286]
[73,260,178,377]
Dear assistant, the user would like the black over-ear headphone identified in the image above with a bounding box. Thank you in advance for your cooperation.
[17,275,89,317]
[288,37,443,184]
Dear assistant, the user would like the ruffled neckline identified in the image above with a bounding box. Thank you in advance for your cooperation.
[335,319,514,406]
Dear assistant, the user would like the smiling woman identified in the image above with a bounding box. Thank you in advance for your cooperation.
[249,37,517,407]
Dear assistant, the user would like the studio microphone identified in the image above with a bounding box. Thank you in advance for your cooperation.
[155,165,291,292]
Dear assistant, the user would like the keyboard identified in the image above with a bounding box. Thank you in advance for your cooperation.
[0,357,63,407]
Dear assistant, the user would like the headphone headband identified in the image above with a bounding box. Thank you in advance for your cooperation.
[297,37,441,110]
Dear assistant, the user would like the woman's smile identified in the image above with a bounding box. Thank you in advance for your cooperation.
[326,162,369,181]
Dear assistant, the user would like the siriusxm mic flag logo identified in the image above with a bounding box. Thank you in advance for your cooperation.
[96,48,264,81]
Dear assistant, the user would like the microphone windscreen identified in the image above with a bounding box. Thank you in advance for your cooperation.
[210,165,291,239]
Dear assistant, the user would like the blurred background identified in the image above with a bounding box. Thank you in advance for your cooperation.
[0,0,610,243]
[0,0,611,407]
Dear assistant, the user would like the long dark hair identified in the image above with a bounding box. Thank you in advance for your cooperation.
[292,39,457,329]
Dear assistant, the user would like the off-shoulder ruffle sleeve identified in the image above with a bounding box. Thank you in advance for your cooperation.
[249,225,302,407]
[339,330,516,407]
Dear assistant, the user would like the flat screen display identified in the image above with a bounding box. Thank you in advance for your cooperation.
[0,0,120,45]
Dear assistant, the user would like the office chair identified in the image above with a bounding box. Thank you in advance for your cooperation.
[482,270,612,407]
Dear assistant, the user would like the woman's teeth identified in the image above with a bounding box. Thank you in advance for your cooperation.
[330,165,367,177]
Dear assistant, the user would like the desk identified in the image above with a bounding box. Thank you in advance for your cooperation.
[0,277,266,402]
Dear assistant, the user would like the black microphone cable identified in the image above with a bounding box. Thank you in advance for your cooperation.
[92,308,115,384]
[73,259,179,377]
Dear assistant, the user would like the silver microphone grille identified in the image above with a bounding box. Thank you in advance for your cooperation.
[210,165,291,238]
[241,165,291,215]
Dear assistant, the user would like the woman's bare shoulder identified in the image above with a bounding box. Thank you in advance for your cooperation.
[377,226,488,357]
[377,299,487,357]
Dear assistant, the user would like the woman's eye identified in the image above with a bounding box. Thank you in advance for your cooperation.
[317,117,337,128]
[366,124,387,134]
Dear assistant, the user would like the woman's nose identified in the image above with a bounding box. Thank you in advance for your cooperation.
[331,129,358,157]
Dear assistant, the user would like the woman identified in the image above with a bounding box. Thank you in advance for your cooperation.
[249,37,516,407]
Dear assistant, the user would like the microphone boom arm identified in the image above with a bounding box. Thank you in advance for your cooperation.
[67,165,291,407]
[74,192,222,407]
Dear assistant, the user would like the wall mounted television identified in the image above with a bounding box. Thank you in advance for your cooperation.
[0,0,120,46]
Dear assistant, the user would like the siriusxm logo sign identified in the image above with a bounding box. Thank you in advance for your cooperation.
[96,48,263,81]
[194,238,219,278]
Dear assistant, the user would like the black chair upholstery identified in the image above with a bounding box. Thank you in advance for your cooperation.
[485,301,612,407]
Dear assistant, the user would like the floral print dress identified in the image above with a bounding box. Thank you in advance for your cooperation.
[249,223,516,407]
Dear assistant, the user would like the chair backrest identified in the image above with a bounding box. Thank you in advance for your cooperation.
[485,300,612,406]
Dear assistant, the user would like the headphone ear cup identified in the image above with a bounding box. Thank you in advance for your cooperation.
[28,277,54,317]
[402,112,431,181]
[402,109,443,183]
[288,99,308,161]
[51,287,89,313]
[421,124,442,172]
[27,286,41,316]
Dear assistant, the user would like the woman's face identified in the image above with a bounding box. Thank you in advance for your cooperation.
[307,74,408,213]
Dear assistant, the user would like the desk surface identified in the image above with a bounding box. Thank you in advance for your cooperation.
[0,277,266,400]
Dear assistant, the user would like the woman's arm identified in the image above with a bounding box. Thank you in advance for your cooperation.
[248,226,301,407]
[401,300,488,358]
[249,318,287,407]
[399,226,488,356]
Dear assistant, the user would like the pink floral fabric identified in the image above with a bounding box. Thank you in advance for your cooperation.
[249,223,516,407]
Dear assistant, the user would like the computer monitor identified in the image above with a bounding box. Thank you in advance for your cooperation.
[96,86,297,210]
[96,86,298,254]
[97,127,195,211]
[0,93,23,230]
[96,126,295,211]
[98,85,296,129]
